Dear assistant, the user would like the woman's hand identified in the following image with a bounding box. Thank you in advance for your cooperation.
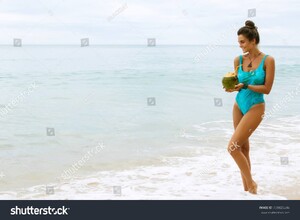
[224,83,244,92]
[234,83,244,91]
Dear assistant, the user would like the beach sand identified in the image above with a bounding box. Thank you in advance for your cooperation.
[272,186,300,200]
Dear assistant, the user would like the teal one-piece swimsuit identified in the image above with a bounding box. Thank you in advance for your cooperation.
[236,55,268,115]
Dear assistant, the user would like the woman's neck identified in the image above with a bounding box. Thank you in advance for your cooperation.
[247,48,260,58]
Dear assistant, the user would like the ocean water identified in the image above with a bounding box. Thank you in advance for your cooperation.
[0,45,299,199]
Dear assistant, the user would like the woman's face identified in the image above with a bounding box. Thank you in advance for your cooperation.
[238,35,255,53]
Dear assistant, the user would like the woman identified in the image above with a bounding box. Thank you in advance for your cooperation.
[225,20,275,194]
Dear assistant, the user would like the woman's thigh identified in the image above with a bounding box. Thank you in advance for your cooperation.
[230,103,265,147]
[233,102,243,129]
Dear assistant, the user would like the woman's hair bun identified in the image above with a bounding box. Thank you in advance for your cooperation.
[237,20,260,44]
[245,20,257,29]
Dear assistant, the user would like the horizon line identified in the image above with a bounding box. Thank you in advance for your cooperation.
[0,44,298,47]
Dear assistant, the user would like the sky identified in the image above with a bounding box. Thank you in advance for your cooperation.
[0,0,299,45]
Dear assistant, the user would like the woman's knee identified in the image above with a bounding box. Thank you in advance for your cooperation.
[241,142,249,153]
[227,139,242,154]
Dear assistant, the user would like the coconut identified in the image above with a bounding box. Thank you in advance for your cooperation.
[222,72,238,89]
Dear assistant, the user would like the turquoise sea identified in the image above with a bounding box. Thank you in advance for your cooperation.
[0,45,299,199]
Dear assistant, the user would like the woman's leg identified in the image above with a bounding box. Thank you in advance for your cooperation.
[239,140,251,191]
[233,103,250,191]
[228,103,265,194]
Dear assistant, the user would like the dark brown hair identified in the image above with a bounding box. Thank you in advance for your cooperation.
[237,20,260,44]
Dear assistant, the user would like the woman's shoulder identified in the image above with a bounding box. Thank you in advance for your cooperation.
[234,56,240,61]
[265,55,275,62]
[234,55,244,60]
[264,55,275,68]
[263,54,275,70]
[234,56,241,66]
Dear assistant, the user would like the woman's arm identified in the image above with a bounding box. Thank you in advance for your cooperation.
[234,56,239,71]
[247,56,275,94]
[225,57,240,92]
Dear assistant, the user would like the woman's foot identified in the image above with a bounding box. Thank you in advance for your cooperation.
[248,181,257,194]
